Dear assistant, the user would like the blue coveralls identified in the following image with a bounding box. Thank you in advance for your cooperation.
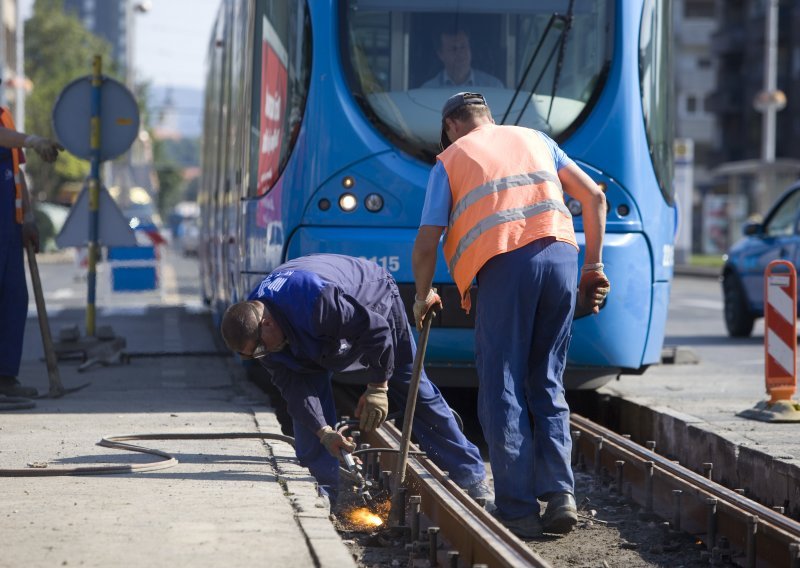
[475,238,577,520]
[0,144,27,379]
[250,254,486,495]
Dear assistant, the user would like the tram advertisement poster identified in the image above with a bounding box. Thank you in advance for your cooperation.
[257,20,288,196]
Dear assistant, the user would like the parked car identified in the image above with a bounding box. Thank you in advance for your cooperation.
[179,217,200,257]
[722,181,800,337]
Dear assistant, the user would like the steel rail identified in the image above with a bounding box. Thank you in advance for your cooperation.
[367,422,551,568]
[571,413,800,567]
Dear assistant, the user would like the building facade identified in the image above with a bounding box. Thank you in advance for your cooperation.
[64,0,135,83]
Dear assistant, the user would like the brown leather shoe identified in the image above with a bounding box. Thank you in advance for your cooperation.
[0,377,38,398]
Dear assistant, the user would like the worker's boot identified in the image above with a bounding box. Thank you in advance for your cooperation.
[0,376,38,398]
[541,492,578,534]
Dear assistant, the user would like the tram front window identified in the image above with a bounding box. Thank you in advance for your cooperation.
[341,0,612,162]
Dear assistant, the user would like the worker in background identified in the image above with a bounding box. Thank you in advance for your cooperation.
[411,92,609,538]
[220,253,493,508]
[0,104,64,397]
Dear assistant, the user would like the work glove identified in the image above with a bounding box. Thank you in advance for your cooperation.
[576,266,610,316]
[24,135,64,163]
[318,425,356,460]
[413,287,442,331]
[22,216,39,253]
[355,384,389,432]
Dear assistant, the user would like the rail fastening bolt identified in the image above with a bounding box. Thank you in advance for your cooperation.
[447,551,459,568]
[702,462,713,480]
[644,461,654,513]
[594,436,604,475]
[428,527,440,567]
[615,460,625,494]
[789,541,800,568]
[706,497,718,550]
[672,489,682,531]
[746,515,758,568]
[646,440,656,453]
[409,495,421,542]
[571,430,581,466]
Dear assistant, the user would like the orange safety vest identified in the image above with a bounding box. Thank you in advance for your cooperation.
[0,108,23,224]
[439,123,578,312]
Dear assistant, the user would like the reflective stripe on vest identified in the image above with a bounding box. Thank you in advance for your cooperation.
[438,124,577,311]
[0,109,23,224]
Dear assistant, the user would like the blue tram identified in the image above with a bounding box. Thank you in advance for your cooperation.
[199,0,675,389]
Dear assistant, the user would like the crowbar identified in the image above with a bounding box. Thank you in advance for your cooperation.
[388,308,436,525]
[25,241,64,397]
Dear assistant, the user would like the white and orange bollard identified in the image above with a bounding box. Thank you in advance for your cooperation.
[740,260,800,422]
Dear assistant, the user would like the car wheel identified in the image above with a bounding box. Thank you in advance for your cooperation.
[723,272,755,337]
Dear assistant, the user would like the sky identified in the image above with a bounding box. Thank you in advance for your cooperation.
[21,0,221,90]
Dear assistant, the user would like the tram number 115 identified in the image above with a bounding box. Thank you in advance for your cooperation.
[359,255,400,272]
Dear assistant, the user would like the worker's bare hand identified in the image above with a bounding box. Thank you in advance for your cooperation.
[22,219,39,254]
[24,135,64,163]
[413,287,442,331]
[355,383,389,432]
[577,269,610,315]
[317,425,355,459]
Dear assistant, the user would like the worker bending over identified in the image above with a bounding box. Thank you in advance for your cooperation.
[412,92,609,538]
[220,253,492,508]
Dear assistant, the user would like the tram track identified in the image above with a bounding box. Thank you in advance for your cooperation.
[571,414,800,567]
[340,408,800,567]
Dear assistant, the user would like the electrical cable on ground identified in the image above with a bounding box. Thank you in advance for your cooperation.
[0,432,296,477]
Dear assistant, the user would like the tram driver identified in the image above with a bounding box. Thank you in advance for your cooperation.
[420,29,504,89]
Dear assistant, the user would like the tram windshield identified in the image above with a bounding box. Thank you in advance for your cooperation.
[341,0,613,161]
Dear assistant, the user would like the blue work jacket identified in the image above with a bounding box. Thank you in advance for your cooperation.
[249,254,400,433]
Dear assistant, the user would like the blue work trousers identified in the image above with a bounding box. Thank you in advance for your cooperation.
[292,323,486,495]
[0,168,27,378]
[475,238,577,520]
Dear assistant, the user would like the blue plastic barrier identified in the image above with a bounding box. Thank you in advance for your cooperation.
[108,246,158,291]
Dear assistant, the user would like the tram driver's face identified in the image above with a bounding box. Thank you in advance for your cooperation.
[438,32,472,80]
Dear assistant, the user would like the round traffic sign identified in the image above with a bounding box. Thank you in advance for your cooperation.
[52,75,140,161]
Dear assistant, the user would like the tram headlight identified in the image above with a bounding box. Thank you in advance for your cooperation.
[339,193,358,212]
[567,199,582,216]
[364,193,383,212]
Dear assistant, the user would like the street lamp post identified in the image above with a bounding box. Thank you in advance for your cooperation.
[754,0,786,212]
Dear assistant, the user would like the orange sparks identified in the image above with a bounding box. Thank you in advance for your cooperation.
[346,507,384,529]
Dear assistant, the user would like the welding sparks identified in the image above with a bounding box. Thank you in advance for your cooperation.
[347,507,384,528]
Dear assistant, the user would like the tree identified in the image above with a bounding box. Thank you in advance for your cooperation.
[24,0,117,202]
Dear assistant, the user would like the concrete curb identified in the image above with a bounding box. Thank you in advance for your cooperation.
[227,360,356,568]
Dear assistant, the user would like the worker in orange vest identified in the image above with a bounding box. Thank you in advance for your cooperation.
[0,102,63,398]
[411,92,609,539]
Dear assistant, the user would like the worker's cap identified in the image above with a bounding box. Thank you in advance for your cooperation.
[440,92,487,150]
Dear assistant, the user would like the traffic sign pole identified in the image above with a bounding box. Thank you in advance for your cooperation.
[86,55,102,337]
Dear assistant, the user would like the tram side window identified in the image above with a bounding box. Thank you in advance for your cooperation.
[248,1,312,198]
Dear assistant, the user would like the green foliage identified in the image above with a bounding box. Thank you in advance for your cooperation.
[153,137,186,215]
[24,0,118,201]
[160,137,200,168]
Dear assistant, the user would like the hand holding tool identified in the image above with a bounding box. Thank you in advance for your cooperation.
[413,287,442,331]
[318,425,355,458]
